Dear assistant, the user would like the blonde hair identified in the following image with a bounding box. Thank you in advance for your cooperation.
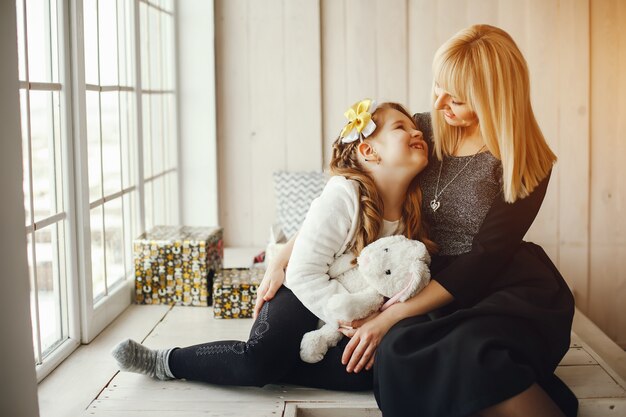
[431,24,556,202]
[330,102,438,261]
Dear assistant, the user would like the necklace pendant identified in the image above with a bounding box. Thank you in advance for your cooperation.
[430,198,441,212]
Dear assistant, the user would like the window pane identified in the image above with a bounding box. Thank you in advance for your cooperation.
[83,0,100,85]
[162,13,174,91]
[149,7,161,90]
[98,0,118,86]
[105,198,125,289]
[52,91,64,214]
[142,94,152,178]
[165,93,177,170]
[34,224,65,355]
[152,176,164,225]
[86,90,102,202]
[20,89,32,226]
[26,233,40,364]
[26,0,54,82]
[91,205,105,299]
[30,90,57,222]
[151,94,163,174]
[122,191,138,275]
[162,0,173,13]
[16,0,27,81]
[101,91,122,196]
[120,91,136,189]
[144,180,153,231]
[49,0,60,83]
[166,172,178,224]
[117,0,133,87]
[140,2,150,89]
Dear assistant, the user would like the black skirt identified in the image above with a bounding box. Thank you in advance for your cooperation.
[373,241,578,417]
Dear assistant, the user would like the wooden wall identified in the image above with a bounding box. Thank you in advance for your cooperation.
[589,0,626,348]
[214,0,626,347]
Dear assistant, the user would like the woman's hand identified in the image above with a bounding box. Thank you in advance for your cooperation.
[338,311,395,373]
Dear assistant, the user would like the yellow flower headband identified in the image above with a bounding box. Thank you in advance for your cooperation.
[339,99,378,144]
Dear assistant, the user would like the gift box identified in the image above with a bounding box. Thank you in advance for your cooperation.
[212,268,264,318]
[134,225,223,306]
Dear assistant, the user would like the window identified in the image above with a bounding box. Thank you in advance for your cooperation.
[15,0,178,380]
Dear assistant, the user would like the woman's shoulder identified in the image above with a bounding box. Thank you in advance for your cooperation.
[412,111,431,124]
[412,111,434,144]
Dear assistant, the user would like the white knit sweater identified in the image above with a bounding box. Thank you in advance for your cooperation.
[284,175,401,324]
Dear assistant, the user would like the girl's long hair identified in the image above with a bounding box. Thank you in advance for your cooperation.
[329,102,438,260]
[431,24,556,203]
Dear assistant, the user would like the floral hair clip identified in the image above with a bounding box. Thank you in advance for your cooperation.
[339,99,378,144]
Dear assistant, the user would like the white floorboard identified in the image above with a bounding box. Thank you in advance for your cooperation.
[38,305,170,417]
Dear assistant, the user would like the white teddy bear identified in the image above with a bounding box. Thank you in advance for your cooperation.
[299,234,431,363]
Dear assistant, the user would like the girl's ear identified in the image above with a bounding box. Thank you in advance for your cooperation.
[357,141,375,160]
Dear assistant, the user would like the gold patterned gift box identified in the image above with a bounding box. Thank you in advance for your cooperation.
[134,226,223,306]
[213,268,264,318]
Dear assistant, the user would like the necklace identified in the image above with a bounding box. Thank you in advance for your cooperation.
[430,144,487,212]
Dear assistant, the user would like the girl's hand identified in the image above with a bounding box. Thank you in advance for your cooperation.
[338,311,394,373]
[253,266,285,319]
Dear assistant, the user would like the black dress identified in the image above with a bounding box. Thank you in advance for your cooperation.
[372,113,578,417]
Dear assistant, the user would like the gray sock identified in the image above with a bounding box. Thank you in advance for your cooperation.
[111,338,175,380]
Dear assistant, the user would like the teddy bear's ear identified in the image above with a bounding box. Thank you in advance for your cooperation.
[412,240,431,266]
[399,264,431,302]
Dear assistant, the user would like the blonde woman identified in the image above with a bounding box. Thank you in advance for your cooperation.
[257,25,577,417]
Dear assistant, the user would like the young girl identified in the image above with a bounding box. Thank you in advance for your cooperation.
[111,100,435,391]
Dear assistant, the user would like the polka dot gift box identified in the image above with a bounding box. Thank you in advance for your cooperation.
[133,226,223,306]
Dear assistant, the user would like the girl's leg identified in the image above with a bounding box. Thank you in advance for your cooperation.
[113,285,320,387]
[281,335,374,392]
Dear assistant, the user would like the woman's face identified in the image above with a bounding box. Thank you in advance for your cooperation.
[367,108,429,177]
[433,83,478,128]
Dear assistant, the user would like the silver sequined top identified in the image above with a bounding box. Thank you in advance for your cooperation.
[416,113,504,256]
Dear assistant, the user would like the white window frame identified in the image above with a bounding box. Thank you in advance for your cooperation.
[16,0,179,381]
[70,0,182,343]
[18,0,82,381]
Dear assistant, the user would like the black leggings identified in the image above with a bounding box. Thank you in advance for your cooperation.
[168,285,373,391]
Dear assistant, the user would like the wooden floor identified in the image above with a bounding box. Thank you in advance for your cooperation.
[38,250,626,417]
[63,307,624,417]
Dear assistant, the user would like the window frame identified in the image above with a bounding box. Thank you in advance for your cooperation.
[16,0,179,381]
[16,0,82,381]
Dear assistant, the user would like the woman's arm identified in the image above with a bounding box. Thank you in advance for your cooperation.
[433,169,552,306]
[340,169,553,372]
[338,279,453,373]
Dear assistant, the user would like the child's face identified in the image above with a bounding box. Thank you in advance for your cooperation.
[367,108,429,178]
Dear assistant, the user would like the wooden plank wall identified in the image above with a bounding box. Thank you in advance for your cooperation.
[589,0,626,348]
[214,0,626,347]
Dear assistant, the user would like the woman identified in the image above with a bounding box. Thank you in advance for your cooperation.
[255,24,577,417]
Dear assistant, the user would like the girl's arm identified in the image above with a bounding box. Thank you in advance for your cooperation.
[282,176,360,324]
[253,232,297,318]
